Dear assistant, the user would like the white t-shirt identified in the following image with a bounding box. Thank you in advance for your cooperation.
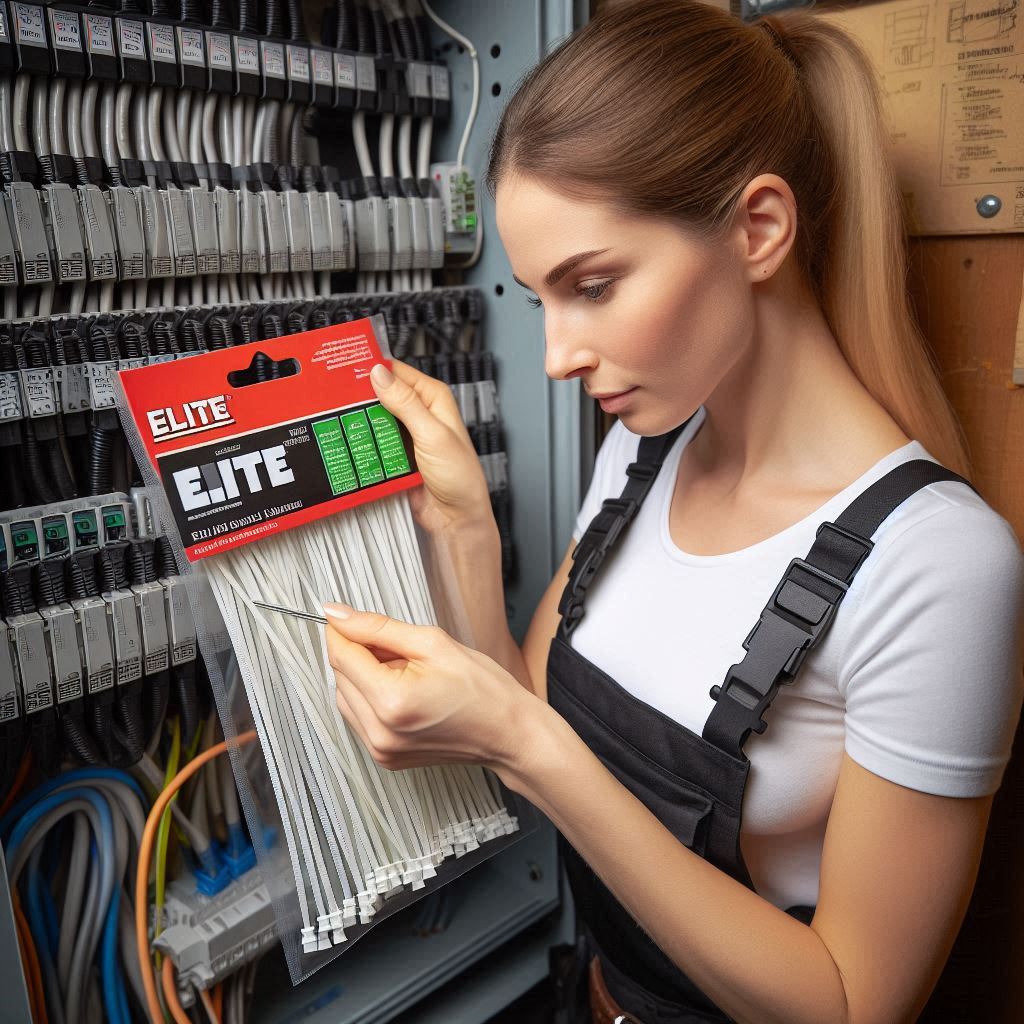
[569,408,1024,910]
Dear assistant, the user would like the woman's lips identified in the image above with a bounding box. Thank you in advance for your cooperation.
[591,387,638,414]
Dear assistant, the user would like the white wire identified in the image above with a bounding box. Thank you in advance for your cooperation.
[398,115,413,180]
[162,88,182,164]
[351,112,374,178]
[378,114,394,179]
[12,74,30,152]
[416,116,432,181]
[420,0,479,171]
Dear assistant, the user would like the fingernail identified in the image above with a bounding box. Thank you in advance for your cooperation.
[323,602,354,620]
[370,363,394,389]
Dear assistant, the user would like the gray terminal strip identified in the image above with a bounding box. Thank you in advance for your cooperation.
[134,577,170,677]
[109,185,147,279]
[163,576,198,669]
[71,506,115,697]
[0,613,19,724]
[7,180,54,284]
[9,611,53,715]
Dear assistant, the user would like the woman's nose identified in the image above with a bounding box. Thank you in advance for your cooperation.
[544,325,597,381]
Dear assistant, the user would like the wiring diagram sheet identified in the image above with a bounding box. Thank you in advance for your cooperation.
[822,0,1024,234]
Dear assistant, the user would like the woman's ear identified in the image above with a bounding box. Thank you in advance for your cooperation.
[732,173,798,282]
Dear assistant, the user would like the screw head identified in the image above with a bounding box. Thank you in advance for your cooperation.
[976,194,1002,218]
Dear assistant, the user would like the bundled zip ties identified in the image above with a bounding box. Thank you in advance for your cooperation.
[116,314,528,978]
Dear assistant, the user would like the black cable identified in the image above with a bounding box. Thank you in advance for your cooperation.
[354,0,373,53]
[265,0,284,39]
[336,0,355,50]
[287,0,307,41]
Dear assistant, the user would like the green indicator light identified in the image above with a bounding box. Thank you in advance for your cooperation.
[73,510,99,549]
[43,517,69,556]
[12,522,39,561]
[0,533,7,573]
[102,506,127,541]
[465,213,477,228]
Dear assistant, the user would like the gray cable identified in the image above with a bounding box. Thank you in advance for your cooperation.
[242,96,255,164]
[115,83,133,161]
[176,91,192,154]
[48,77,67,155]
[148,88,165,163]
[218,93,233,166]
[133,89,151,162]
[80,80,99,159]
[188,95,203,164]
[290,106,306,166]
[28,845,66,1024]
[57,815,90,1000]
[264,100,281,163]
[0,78,15,152]
[162,88,182,163]
[253,101,269,163]
[99,84,118,169]
[231,96,244,168]
[12,73,30,151]
[30,76,48,157]
[117,888,146,1012]
[202,92,218,164]
[67,80,84,160]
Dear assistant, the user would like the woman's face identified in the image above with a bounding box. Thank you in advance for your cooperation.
[495,174,755,437]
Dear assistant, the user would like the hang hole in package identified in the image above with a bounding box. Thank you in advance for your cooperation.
[116,315,536,982]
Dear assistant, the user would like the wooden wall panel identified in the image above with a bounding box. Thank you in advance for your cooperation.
[909,236,1024,1023]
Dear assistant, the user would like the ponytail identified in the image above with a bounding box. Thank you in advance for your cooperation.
[489,1,970,477]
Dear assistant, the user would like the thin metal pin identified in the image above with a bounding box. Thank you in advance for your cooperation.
[252,601,328,625]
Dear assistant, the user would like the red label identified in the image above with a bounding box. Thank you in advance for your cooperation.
[118,318,422,561]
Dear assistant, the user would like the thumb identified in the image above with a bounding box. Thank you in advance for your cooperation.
[370,363,447,448]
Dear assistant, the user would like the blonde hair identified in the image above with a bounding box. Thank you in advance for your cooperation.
[488,1,970,477]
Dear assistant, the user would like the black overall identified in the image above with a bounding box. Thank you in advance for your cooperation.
[547,422,970,1023]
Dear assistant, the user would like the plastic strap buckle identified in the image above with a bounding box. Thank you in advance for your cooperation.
[559,496,639,629]
[709,558,849,734]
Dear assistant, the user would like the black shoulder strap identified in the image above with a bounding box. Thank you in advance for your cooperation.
[702,459,974,758]
[557,419,691,639]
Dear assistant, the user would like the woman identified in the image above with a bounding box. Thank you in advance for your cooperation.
[324,3,1024,1021]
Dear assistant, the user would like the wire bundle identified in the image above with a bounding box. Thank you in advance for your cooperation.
[204,492,518,954]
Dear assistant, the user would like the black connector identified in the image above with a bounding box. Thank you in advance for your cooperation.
[114,10,149,84]
[286,43,311,105]
[259,38,287,100]
[175,23,207,90]
[46,5,87,79]
[10,1,51,74]
[205,28,234,94]
[81,9,118,81]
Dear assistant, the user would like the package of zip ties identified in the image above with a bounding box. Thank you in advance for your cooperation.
[114,314,537,982]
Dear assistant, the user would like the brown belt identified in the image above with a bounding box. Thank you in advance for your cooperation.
[588,956,645,1024]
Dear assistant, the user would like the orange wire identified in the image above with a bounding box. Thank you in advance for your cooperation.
[212,982,223,1019]
[0,754,33,818]
[199,987,220,1024]
[160,956,192,1024]
[137,732,258,1024]
[13,893,48,1024]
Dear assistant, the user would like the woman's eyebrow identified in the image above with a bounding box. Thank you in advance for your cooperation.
[511,248,611,291]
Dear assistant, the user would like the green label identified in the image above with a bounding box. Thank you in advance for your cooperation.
[313,416,359,495]
[340,409,385,487]
[367,405,411,478]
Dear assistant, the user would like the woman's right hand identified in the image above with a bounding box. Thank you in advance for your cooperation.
[370,359,494,536]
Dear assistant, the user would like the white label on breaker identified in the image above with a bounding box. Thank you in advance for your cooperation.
[0,372,23,420]
[431,65,450,101]
[84,14,114,55]
[334,52,356,89]
[19,368,55,417]
[261,41,285,79]
[312,49,333,86]
[178,27,204,66]
[234,36,258,73]
[0,9,9,43]
[287,44,309,81]
[148,23,175,62]
[118,19,146,59]
[207,31,231,69]
[355,54,376,92]
[13,4,46,47]
[48,10,81,51]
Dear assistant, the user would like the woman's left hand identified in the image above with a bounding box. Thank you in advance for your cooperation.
[323,603,542,781]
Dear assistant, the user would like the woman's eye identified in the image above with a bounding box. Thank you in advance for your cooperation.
[577,279,614,303]
[526,295,542,308]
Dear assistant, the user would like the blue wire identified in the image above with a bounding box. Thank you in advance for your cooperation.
[25,854,60,1003]
[0,768,145,841]
[7,787,119,1024]
[39,855,60,961]
[101,882,126,1024]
